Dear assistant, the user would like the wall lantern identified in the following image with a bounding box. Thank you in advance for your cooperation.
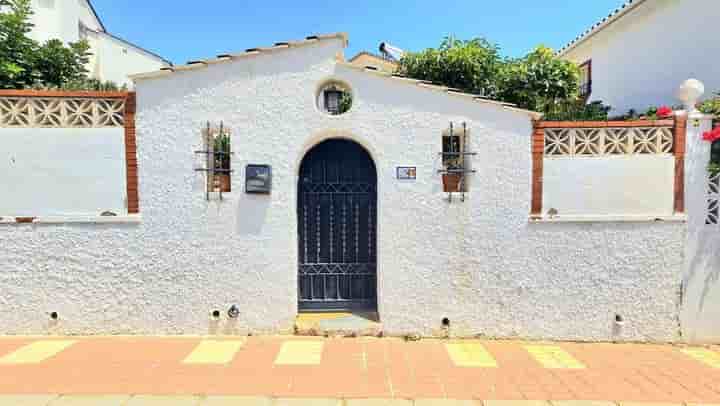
[245,164,272,194]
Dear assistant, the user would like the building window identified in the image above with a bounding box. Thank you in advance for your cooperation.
[579,60,592,99]
[213,128,232,192]
[317,81,352,115]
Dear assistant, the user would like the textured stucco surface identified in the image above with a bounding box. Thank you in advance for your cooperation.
[0,39,686,341]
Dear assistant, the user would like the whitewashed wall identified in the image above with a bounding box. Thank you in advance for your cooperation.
[681,113,720,343]
[0,128,127,217]
[543,156,675,217]
[562,0,720,115]
[0,39,686,341]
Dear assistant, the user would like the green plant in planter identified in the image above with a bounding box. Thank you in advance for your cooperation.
[699,92,720,117]
[213,131,231,171]
[338,91,353,114]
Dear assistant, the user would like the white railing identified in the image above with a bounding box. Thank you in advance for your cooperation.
[708,171,720,225]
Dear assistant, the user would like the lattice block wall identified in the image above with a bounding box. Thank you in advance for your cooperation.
[544,127,675,156]
[0,97,125,128]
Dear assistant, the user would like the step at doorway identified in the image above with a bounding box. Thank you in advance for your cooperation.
[295,312,381,337]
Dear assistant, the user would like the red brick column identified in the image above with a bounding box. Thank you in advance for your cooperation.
[673,114,688,214]
[531,122,544,217]
[124,92,140,214]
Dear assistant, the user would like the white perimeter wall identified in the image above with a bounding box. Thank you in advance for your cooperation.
[681,114,720,343]
[0,128,127,217]
[543,156,675,217]
[0,39,686,341]
[562,0,720,115]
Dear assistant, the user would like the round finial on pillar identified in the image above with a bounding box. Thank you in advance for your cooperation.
[677,79,705,112]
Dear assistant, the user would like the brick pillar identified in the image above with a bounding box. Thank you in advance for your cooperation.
[124,92,140,214]
[531,122,544,217]
[674,114,687,213]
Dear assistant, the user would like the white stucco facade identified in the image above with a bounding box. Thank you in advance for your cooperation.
[0,37,688,341]
[560,0,720,115]
[0,128,127,217]
[681,112,720,343]
[23,0,169,87]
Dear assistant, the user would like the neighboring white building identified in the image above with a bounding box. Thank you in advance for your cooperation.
[558,0,719,115]
[1,33,706,342]
[25,0,170,87]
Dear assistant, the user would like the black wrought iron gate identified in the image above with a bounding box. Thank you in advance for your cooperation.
[297,139,377,311]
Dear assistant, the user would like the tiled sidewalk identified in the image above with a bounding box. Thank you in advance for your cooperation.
[0,336,718,404]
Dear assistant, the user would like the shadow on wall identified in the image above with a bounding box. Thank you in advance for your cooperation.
[686,229,720,312]
[236,193,270,235]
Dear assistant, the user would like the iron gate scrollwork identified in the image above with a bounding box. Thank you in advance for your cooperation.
[297,139,377,311]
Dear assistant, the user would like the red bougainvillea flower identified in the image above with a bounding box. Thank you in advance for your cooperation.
[703,127,720,142]
[657,106,673,118]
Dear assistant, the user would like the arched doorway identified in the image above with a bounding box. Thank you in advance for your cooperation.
[297,139,377,311]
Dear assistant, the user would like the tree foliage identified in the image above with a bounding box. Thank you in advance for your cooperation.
[0,0,120,89]
[499,46,580,112]
[0,0,37,87]
[396,36,503,98]
[397,38,582,114]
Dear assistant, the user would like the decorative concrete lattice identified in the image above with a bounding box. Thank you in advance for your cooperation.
[544,127,674,156]
[0,97,125,128]
[708,171,720,225]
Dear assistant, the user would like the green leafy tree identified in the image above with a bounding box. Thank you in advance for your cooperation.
[1,0,119,90]
[0,0,37,88]
[499,46,580,113]
[397,36,503,98]
[32,39,90,88]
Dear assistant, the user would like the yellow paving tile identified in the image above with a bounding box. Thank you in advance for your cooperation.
[681,348,720,368]
[445,342,498,367]
[0,395,58,406]
[126,395,201,406]
[50,395,130,406]
[524,345,585,369]
[202,397,272,406]
[182,340,244,365]
[274,341,324,365]
[0,340,75,365]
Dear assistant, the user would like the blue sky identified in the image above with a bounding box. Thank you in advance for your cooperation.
[91,1,627,65]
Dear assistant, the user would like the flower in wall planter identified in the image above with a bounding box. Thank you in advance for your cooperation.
[702,126,720,143]
[657,106,674,118]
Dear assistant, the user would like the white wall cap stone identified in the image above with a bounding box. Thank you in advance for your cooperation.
[0,215,142,225]
[530,214,687,223]
[129,32,347,81]
[677,79,706,112]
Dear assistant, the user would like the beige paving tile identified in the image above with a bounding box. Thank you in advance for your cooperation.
[126,395,202,406]
[415,400,481,406]
[681,348,720,368]
[0,341,76,364]
[273,399,341,406]
[274,341,324,365]
[0,395,58,406]
[445,342,498,367]
[551,402,616,406]
[183,340,244,364]
[201,397,271,406]
[524,345,585,369]
[50,395,130,406]
[345,400,413,406]
[485,402,552,406]
[617,403,682,406]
